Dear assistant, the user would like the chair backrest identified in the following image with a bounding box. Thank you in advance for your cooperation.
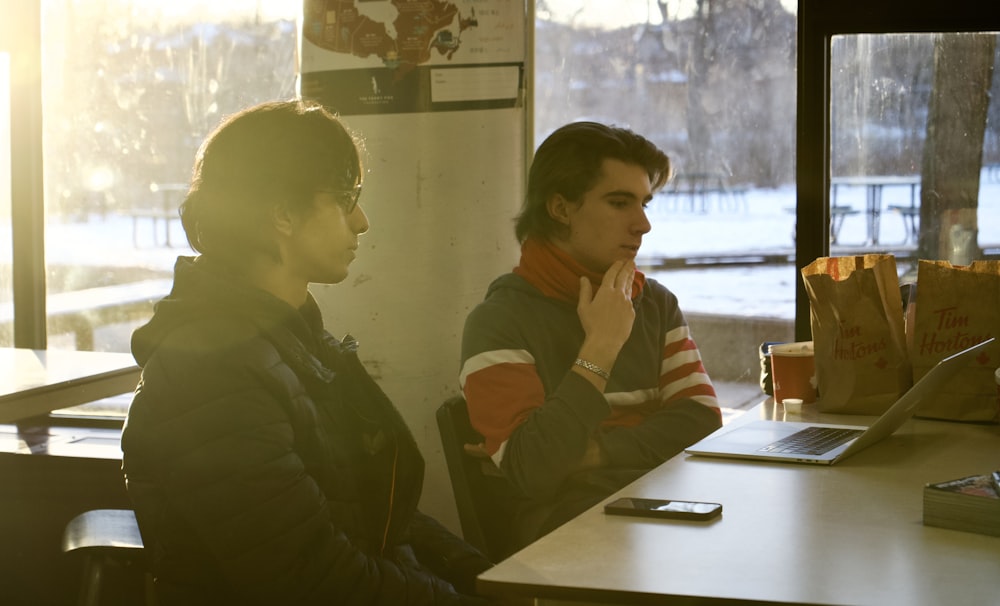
[62,509,145,554]
[62,508,152,606]
[435,395,516,562]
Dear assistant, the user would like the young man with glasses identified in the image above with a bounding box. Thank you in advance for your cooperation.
[122,100,495,605]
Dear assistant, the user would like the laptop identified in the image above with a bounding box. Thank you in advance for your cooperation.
[685,338,994,465]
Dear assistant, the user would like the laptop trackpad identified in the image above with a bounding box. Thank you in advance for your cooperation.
[704,422,804,453]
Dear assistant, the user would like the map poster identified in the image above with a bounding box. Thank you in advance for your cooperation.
[299,0,525,115]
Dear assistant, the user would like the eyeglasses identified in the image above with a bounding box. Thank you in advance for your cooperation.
[316,184,363,214]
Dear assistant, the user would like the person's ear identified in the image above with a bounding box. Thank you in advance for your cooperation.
[271,203,295,237]
[546,194,572,226]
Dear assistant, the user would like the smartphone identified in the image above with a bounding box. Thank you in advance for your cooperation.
[603,497,723,521]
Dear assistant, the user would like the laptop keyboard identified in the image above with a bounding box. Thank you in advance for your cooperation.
[758,426,864,455]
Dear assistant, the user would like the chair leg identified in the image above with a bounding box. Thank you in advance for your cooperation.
[78,553,150,606]
[78,555,105,606]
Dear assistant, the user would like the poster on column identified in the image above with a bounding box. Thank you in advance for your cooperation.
[300,0,525,115]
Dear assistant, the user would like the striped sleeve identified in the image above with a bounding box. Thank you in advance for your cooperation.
[459,348,546,465]
[660,325,720,414]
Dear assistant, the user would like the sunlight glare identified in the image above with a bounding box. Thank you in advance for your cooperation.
[541,0,797,28]
[113,0,296,22]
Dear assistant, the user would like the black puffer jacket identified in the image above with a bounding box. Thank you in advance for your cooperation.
[122,256,492,605]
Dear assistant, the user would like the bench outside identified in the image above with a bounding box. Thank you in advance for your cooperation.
[0,279,172,350]
[784,205,860,245]
[128,208,182,247]
[830,205,861,244]
[127,183,187,247]
[661,172,747,213]
[887,204,919,244]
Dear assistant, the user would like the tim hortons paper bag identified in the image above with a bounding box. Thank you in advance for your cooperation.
[908,260,1000,423]
[801,255,911,414]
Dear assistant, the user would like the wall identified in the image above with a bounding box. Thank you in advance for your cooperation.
[687,312,795,383]
[312,109,524,532]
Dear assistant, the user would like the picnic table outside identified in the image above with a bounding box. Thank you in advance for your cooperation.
[831,175,920,245]
[659,171,748,214]
[784,204,860,245]
[127,183,187,248]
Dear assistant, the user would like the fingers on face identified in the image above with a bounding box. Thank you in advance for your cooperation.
[615,260,635,290]
[600,260,635,298]
[601,262,620,289]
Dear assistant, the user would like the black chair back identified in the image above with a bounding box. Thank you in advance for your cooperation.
[62,508,153,606]
[435,395,517,562]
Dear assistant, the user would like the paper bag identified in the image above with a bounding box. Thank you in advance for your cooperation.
[801,255,911,414]
[908,260,1000,423]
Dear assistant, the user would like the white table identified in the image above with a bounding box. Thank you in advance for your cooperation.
[0,348,139,423]
[477,400,1000,606]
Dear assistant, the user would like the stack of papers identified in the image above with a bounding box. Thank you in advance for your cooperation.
[923,473,1000,537]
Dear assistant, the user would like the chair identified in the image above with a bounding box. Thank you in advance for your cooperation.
[435,396,516,562]
[62,508,151,606]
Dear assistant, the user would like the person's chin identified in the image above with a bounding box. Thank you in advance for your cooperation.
[606,252,637,267]
[314,267,350,285]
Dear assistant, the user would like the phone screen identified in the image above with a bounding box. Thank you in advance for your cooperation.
[604,497,723,520]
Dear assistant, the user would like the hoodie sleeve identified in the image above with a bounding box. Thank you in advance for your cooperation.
[597,292,721,467]
[460,298,612,502]
[460,277,722,502]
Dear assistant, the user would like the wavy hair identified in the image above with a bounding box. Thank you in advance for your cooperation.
[515,121,671,243]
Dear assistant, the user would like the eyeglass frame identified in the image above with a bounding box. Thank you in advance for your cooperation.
[315,183,363,214]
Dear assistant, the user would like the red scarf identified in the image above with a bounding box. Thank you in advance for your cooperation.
[513,238,645,304]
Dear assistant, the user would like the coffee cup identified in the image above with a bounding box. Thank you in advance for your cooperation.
[769,341,817,404]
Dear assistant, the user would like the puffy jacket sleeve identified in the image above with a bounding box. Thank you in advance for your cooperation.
[123,326,487,606]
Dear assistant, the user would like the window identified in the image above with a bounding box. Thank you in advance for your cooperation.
[15,1,998,394]
[797,0,1000,338]
[536,1,1000,375]
[3,0,298,356]
[535,1,798,298]
[829,32,1000,263]
[534,1,800,383]
[1,1,298,418]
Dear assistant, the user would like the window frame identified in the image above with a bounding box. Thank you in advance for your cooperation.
[2,0,46,349]
[9,1,996,345]
[795,0,1000,339]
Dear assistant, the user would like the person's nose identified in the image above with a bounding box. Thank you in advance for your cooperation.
[352,204,370,235]
[634,207,651,234]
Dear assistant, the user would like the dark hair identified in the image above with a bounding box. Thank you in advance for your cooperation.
[515,121,671,243]
[180,99,363,265]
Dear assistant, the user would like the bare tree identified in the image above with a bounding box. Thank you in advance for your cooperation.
[918,33,996,263]
[656,0,670,23]
[684,0,718,173]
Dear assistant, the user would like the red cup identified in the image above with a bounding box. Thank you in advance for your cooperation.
[769,342,817,404]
